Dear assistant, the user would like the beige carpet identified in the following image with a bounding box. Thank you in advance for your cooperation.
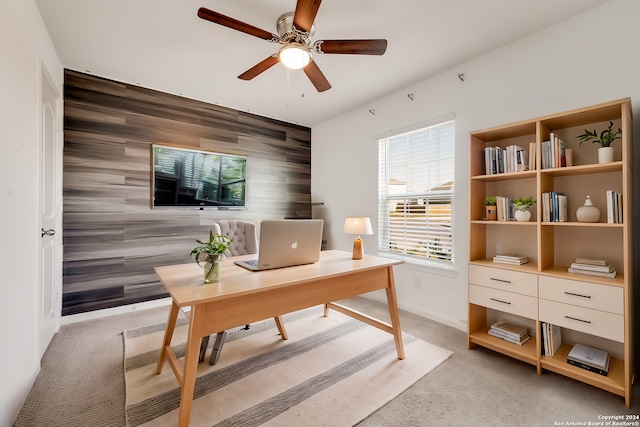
[123,305,452,427]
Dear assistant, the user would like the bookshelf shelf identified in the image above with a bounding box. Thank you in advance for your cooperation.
[540,344,625,397]
[468,98,633,407]
[540,161,622,177]
[469,326,537,366]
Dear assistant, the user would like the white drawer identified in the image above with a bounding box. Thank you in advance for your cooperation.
[539,299,624,342]
[469,284,538,319]
[469,265,537,297]
[539,276,623,315]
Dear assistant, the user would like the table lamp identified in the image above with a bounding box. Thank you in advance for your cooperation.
[344,217,373,260]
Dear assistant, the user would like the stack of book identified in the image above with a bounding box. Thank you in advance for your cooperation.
[492,253,529,265]
[541,191,568,222]
[567,343,610,376]
[541,322,562,356]
[568,258,616,278]
[495,195,515,221]
[488,320,530,345]
[484,145,530,175]
[606,190,622,224]
[541,132,572,169]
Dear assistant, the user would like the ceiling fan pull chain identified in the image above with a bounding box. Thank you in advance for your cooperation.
[286,68,291,107]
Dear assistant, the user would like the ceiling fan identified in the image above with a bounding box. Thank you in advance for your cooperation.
[197,0,388,92]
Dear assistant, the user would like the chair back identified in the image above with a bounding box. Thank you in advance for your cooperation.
[211,220,257,257]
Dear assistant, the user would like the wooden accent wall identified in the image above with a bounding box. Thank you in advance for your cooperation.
[62,70,311,315]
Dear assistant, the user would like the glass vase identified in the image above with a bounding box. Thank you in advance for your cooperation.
[203,254,221,283]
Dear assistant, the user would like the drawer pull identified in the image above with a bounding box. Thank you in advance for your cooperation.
[564,315,591,324]
[564,291,591,299]
[490,278,512,284]
[490,298,511,305]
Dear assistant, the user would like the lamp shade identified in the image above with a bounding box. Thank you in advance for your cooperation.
[343,217,373,235]
[279,43,311,70]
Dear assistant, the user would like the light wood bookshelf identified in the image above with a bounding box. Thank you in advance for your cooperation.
[467,98,634,407]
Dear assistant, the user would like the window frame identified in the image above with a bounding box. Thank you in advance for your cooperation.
[377,116,456,271]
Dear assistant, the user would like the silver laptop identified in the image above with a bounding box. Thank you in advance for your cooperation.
[234,219,324,271]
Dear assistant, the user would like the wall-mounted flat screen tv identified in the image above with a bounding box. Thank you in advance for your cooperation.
[152,144,247,208]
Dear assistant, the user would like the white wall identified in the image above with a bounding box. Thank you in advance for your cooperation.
[0,1,62,425]
[312,0,640,330]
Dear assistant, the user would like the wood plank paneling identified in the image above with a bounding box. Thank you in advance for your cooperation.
[62,70,312,315]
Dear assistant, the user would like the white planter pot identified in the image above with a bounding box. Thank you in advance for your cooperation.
[515,209,531,222]
[598,146,614,164]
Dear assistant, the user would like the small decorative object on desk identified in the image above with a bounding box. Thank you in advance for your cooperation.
[512,196,535,222]
[568,257,616,278]
[576,195,600,223]
[190,230,231,283]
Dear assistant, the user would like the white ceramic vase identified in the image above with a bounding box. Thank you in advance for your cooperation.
[514,209,531,222]
[598,146,614,164]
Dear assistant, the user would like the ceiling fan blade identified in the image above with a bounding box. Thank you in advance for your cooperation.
[198,7,278,41]
[238,55,280,80]
[315,39,388,55]
[303,60,331,92]
[293,0,322,32]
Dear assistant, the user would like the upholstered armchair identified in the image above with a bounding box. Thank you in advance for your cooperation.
[199,219,287,365]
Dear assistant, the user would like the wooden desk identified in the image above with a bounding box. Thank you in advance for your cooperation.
[154,249,404,426]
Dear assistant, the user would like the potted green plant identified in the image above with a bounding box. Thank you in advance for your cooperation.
[576,121,621,164]
[512,196,535,222]
[190,230,232,283]
[484,196,497,221]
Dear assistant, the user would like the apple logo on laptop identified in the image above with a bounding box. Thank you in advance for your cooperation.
[291,241,298,249]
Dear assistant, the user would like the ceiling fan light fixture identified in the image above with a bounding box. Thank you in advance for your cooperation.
[279,43,311,70]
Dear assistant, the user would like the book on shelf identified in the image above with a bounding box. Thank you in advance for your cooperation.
[541,192,567,222]
[494,253,528,261]
[483,146,530,175]
[493,257,529,265]
[574,258,608,266]
[567,343,610,375]
[528,142,536,171]
[541,322,562,357]
[566,358,609,376]
[495,195,515,221]
[606,190,622,224]
[569,262,614,273]
[488,329,531,345]
[542,133,568,169]
[568,267,617,278]
[490,320,528,339]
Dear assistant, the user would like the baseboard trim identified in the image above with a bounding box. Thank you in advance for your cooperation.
[61,297,172,325]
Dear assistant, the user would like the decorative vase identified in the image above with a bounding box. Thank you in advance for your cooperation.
[576,195,600,223]
[485,205,497,221]
[514,209,531,222]
[203,254,221,283]
[598,146,614,164]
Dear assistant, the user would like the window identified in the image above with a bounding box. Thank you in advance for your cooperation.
[377,119,455,266]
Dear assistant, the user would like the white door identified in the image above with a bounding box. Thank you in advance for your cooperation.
[39,71,61,359]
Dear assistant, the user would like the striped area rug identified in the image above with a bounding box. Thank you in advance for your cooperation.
[123,306,452,427]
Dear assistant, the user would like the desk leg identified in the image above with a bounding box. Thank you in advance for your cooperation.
[178,304,204,427]
[385,266,405,360]
[156,300,179,374]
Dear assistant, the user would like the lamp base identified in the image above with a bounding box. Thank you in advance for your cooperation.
[352,237,364,260]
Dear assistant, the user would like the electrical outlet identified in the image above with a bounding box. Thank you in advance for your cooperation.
[414,278,423,290]
[496,244,502,254]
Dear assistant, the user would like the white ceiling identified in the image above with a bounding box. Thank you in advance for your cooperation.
[36,0,610,127]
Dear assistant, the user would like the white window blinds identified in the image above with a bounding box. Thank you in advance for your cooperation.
[377,120,455,265]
